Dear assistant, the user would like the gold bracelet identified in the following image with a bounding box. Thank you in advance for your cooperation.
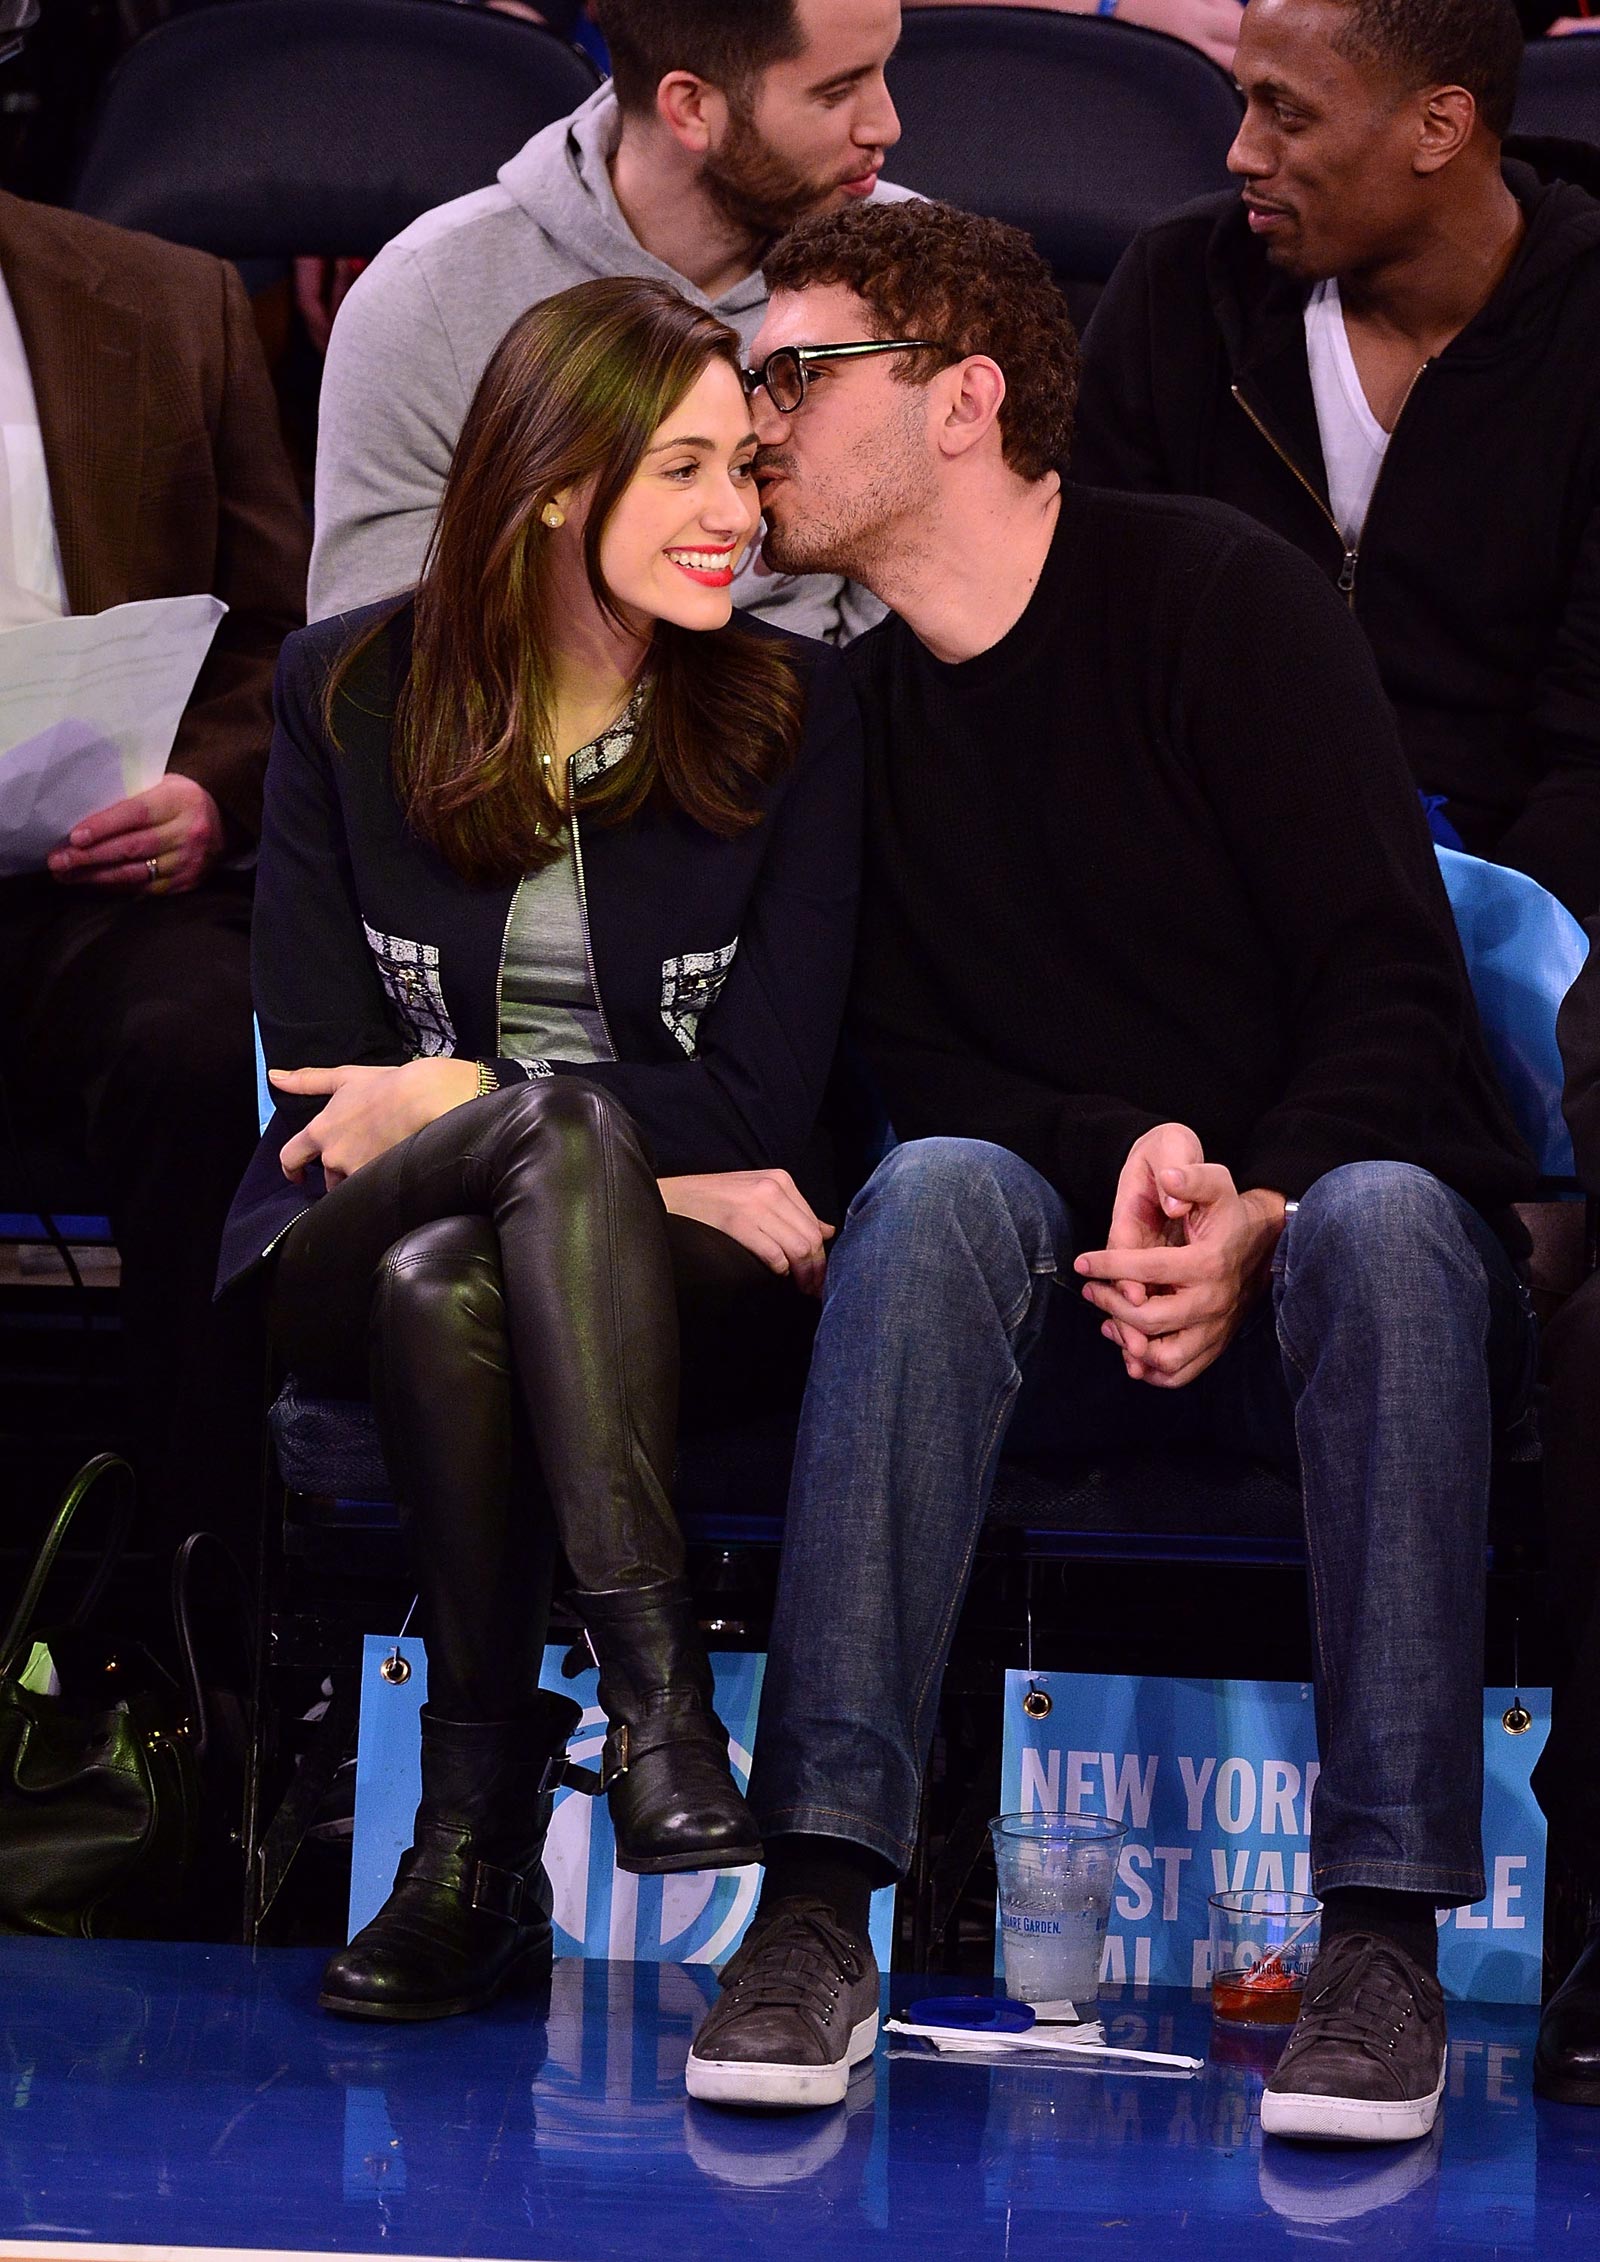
[475,1061,498,1099]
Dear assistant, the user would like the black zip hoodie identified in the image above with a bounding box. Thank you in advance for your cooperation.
[1075,147,1600,916]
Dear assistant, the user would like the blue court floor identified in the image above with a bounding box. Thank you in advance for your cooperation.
[0,1939,1595,2260]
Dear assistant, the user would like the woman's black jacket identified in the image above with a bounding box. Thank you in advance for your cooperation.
[217,598,864,1289]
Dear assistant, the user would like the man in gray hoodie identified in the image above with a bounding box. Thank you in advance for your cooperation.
[309,0,908,640]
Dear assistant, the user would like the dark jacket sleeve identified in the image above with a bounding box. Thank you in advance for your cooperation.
[527,648,865,1178]
[1187,532,1515,1198]
[166,259,310,847]
[1496,493,1600,918]
[1559,915,1600,1190]
[1072,231,1175,495]
[251,630,412,1146]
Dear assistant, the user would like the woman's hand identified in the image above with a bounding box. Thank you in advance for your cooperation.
[272,1059,480,1189]
[659,1169,835,1296]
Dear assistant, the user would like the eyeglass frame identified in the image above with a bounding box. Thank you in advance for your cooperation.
[743,338,945,415]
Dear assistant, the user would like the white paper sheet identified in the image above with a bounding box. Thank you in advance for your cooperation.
[0,593,226,877]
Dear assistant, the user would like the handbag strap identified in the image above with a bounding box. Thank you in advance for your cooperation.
[0,1453,137,1684]
[169,1531,254,1763]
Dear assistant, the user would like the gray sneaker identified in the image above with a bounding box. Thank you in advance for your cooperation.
[685,1899,879,2109]
[1260,1932,1447,2144]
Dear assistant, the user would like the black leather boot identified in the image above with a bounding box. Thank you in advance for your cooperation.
[318,1692,582,2022]
[1536,1925,1600,2103]
[572,1576,761,1876]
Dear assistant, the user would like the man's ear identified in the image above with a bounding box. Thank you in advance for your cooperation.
[1414,84,1477,176]
[655,69,729,159]
[932,356,1007,461]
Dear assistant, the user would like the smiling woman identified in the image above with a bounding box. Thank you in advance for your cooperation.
[328,277,803,888]
[223,274,865,2029]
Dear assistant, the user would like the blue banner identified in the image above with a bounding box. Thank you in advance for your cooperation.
[998,1673,1549,2005]
[351,1637,895,1968]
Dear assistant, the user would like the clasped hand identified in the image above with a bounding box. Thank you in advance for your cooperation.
[1073,1122,1286,1390]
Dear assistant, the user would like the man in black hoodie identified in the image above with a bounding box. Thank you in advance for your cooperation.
[1075,0,1600,917]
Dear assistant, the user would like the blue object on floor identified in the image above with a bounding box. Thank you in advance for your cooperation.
[907,1994,1037,2033]
[0,1938,1587,2259]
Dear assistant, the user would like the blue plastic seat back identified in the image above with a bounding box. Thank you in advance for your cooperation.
[254,1019,273,1137]
[1435,846,1588,1182]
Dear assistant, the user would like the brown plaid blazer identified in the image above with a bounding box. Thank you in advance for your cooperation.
[0,192,309,845]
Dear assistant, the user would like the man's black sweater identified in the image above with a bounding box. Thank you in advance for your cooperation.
[1074,153,1600,916]
[844,484,1536,1241]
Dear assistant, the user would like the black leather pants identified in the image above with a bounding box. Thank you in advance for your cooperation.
[270,1079,811,1719]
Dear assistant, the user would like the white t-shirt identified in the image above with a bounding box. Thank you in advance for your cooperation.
[1303,278,1390,549]
[0,265,66,628]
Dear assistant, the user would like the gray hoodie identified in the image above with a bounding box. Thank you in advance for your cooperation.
[309,85,908,639]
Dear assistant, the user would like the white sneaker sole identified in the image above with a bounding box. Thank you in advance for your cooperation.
[1260,2064,1445,2145]
[685,2009,879,2110]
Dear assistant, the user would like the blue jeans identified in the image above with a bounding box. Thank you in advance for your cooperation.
[747,1140,1537,1903]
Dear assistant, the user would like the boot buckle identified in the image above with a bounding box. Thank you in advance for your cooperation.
[470,1860,525,1923]
[600,1724,630,1789]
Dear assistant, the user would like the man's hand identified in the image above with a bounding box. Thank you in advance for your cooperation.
[273,1060,479,1189]
[659,1168,834,1296]
[1076,1125,1286,1387]
[48,774,227,894]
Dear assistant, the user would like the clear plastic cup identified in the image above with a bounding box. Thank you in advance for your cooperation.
[989,1812,1128,2013]
[1208,1889,1322,2025]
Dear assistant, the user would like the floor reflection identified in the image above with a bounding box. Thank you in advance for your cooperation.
[0,1941,1566,2260]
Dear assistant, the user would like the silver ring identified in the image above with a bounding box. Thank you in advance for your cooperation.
[146,857,159,884]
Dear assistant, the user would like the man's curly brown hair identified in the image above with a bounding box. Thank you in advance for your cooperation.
[762,200,1078,483]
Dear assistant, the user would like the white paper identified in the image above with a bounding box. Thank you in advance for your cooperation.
[0,593,226,877]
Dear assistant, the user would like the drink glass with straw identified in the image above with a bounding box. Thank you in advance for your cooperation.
[1208,1890,1322,2025]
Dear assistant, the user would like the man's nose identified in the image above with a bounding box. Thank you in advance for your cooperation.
[1227,118,1266,179]
[858,74,901,152]
[749,388,789,445]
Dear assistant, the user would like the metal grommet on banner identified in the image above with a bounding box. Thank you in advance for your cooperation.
[1502,1615,1531,1734]
[381,1595,419,1686]
[1020,1568,1051,1715]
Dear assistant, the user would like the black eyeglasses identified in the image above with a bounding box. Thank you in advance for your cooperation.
[743,339,943,415]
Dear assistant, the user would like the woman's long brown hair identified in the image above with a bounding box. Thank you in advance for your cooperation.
[326,277,804,886]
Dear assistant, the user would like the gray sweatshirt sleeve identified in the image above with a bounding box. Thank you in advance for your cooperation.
[308,246,468,621]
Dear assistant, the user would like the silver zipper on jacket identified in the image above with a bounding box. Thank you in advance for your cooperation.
[567,784,619,1062]
[1231,361,1431,607]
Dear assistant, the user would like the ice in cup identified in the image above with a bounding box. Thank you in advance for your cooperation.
[989,1812,1128,2013]
[1208,1889,1322,2025]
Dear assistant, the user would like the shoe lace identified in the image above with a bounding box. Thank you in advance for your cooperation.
[1290,1933,1434,2063]
[716,1899,866,2047]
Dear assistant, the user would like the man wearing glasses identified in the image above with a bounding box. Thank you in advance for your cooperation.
[310,0,910,642]
[684,196,1539,2145]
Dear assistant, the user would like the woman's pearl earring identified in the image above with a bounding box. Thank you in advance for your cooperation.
[541,503,566,530]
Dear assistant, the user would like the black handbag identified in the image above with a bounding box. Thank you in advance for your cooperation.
[0,1455,203,1938]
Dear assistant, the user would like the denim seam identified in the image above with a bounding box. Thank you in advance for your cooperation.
[904,1368,1023,1764]
[758,1801,915,1872]
[1313,1857,1485,1898]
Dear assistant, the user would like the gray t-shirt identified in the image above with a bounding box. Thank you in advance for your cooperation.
[498,704,633,1068]
[498,832,614,1068]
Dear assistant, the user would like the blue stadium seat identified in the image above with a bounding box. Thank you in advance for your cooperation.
[886,5,1242,317]
[72,0,599,259]
[1513,35,1600,147]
